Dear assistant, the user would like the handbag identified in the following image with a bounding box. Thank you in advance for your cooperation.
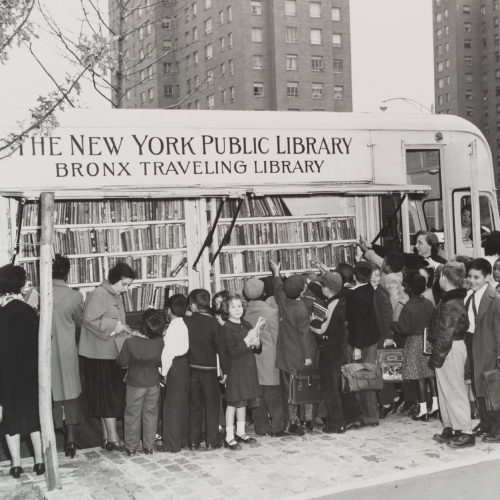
[341,363,383,392]
[483,367,500,412]
[376,348,404,383]
[288,368,321,404]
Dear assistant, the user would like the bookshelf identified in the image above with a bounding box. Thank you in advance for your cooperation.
[17,199,190,311]
[209,197,358,294]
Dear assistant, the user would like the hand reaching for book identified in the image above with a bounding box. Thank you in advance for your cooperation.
[269,260,281,276]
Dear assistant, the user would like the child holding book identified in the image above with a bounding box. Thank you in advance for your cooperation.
[116,309,166,455]
[221,293,261,450]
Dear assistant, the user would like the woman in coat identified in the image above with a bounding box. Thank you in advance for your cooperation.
[0,265,44,479]
[78,262,135,451]
[51,254,83,458]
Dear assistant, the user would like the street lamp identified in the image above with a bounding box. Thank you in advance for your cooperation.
[379,97,434,113]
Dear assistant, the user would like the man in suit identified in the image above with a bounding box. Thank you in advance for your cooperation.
[466,258,500,441]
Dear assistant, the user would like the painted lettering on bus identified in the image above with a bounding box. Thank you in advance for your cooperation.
[55,162,131,177]
[275,136,352,155]
[131,135,196,155]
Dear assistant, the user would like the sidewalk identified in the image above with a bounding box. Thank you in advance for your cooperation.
[1,414,499,500]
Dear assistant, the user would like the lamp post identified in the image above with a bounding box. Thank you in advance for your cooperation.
[379,97,434,113]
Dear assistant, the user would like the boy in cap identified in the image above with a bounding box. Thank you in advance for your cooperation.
[243,278,285,437]
[270,261,317,435]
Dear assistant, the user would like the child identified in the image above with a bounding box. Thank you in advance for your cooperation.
[492,257,500,291]
[221,293,261,450]
[184,289,227,450]
[160,294,189,452]
[391,272,437,421]
[116,309,166,455]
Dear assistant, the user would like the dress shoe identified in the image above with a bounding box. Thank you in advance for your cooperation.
[9,466,23,479]
[235,433,256,444]
[482,433,500,443]
[473,423,491,436]
[125,448,137,456]
[33,463,45,476]
[429,409,441,419]
[65,440,78,459]
[105,441,125,452]
[287,423,305,436]
[224,438,242,451]
[304,421,314,432]
[447,433,475,448]
[322,425,346,434]
[142,448,153,454]
[433,427,456,443]
[345,420,363,430]
[379,406,392,419]
[412,413,430,422]
[269,430,288,437]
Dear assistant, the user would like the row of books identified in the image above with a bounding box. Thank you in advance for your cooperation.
[217,217,356,246]
[220,196,291,218]
[20,224,186,257]
[122,283,189,312]
[218,244,357,274]
[21,199,185,226]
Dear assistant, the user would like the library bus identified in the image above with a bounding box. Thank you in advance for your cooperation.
[0,109,498,295]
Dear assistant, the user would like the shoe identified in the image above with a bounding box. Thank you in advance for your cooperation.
[125,448,137,456]
[105,441,125,452]
[224,438,242,450]
[380,406,392,419]
[9,466,23,479]
[322,425,346,434]
[429,409,441,419]
[287,423,305,436]
[33,463,45,476]
[235,433,256,444]
[447,433,475,448]
[189,443,200,451]
[473,423,491,436]
[345,420,363,430]
[412,413,430,422]
[269,431,288,437]
[143,448,153,454]
[304,421,314,432]
[433,427,456,443]
[482,433,500,443]
[65,441,78,459]
[390,397,404,414]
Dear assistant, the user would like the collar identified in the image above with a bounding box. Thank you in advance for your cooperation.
[101,280,119,296]
[441,287,467,302]
[0,293,24,307]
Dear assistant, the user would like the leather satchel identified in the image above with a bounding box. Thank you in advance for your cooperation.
[288,368,321,404]
[341,363,383,393]
[483,368,500,412]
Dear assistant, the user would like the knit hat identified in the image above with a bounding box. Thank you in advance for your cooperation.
[283,274,306,299]
[317,271,343,294]
[243,278,265,300]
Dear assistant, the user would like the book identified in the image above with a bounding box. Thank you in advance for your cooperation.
[312,301,328,321]
[423,327,432,355]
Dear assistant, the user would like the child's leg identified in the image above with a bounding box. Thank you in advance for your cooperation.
[142,385,160,451]
[189,370,203,446]
[124,385,146,452]
[225,405,236,441]
[415,378,428,417]
[201,371,221,446]
[30,431,43,464]
[428,378,439,413]
[5,433,21,468]
[236,406,247,437]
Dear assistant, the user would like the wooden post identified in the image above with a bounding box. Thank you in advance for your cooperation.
[39,192,61,490]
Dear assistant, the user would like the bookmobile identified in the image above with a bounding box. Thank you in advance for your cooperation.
[0,109,498,309]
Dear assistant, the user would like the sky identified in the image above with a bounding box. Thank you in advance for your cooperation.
[0,0,435,121]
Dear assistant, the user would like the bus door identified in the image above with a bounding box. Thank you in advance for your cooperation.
[452,189,495,257]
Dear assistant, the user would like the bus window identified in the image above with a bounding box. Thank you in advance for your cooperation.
[406,149,444,250]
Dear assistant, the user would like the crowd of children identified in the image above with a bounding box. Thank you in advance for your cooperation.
[113,229,500,453]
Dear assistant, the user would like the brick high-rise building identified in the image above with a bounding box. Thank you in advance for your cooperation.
[433,0,500,184]
[110,0,352,112]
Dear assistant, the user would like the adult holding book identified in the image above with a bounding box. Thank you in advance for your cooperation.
[79,262,135,451]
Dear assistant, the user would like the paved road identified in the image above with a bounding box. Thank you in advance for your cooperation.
[1,413,500,500]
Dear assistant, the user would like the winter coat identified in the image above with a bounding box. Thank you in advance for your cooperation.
[428,288,469,370]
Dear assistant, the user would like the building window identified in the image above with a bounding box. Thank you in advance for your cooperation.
[219,63,225,76]
[436,12,442,23]
[464,22,472,32]
[437,44,443,56]
[446,75,450,85]
[495,17,499,27]
[146,23,152,35]
[444,8,448,18]
[445,59,450,68]
[253,82,264,97]
[205,44,213,59]
[331,34,342,48]
[312,83,324,99]
[219,10,224,24]
[438,78,444,89]
[496,69,500,79]
[444,25,449,36]
[205,18,212,35]
[333,85,344,100]
[481,5,486,15]
[229,59,234,75]
[465,91,473,101]
[251,1,262,15]
[163,62,172,75]
[205,0,212,9]
[207,94,215,109]
[310,2,321,18]
[310,29,322,45]
[333,59,343,73]
[207,70,214,85]
[331,7,341,21]
[164,85,173,97]
[445,42,449,52]
[464,39,472,48]
[162,17,173,28]
[286,54,298,70]
[219,36,225,51]
[438,95,444,106]
[227,6,232,22]
[463,5,471,15]
[194,75,200,88]
[436,28,442,39]
[311,55,323,71]
[466,108,473,118]
[465,73,473,83]
[140,91,146,104]
[162,40,172,53]
[230,86,235,101]
[253,55,263,69]
[252,28,263,42]
[437,61,443,72]
[193,51,199,65]
[447,93,451,102]
[228,32,233,49]
[125,89,131,101]
[221,89,227,104]
[194,100,200,109]
[496,86,500,97]
[465,56,472,65]
[193,27,198,41]
[287,81,298,98]
[285,0,297,16]
[187,79,192,94]
[192,2,197,17]
[285,27,298,43]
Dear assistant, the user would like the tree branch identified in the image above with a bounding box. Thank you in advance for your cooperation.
[0,0,36,55]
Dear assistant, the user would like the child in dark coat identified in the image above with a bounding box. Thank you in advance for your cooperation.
[221,293,261,450]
